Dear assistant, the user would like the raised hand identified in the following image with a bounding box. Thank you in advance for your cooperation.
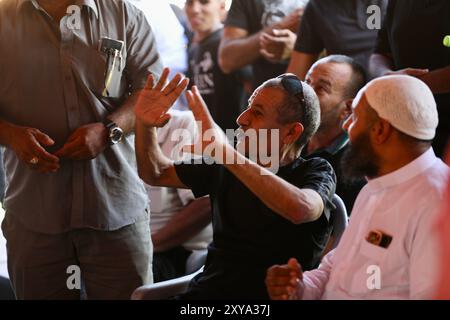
[265,258,304,300]
[183,86,229,161]
[135,68,189,128]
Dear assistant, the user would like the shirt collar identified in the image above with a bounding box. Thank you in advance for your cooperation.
[367,148,438,192]
[18,0,98,19]
[305,132,349,157]
[321,132,349,156]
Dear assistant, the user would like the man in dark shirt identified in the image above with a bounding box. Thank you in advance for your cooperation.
[303,55,367,212]
[186,0,249,131]
[370,0,450,157]
[288,0,387,79]
[135,68,336,299]
[219,0,305,89]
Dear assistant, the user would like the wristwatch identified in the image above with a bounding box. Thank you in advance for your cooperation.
[103,119,124,145]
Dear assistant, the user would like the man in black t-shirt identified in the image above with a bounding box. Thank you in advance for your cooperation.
[219,0,305,89]
[135,68,336,299]
[370,0,450,158]
[288,0,387,80]
[186,0,249,132]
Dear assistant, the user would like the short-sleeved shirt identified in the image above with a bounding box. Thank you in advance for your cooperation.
[295,0,387,72]
[0,0,162,234]
[174,156,336,299]
[225,0,305,89]
[188,29,249,131]
[374,0,450,156]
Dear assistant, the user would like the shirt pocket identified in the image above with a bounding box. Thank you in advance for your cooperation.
[89,46,127,99]
[346,240,388,296]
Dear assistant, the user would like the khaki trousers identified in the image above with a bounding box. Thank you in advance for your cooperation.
[1,213,152,300]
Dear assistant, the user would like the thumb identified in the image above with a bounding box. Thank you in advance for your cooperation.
[272,29,291,37]
[156,113,171,127]
[287,258,302,278]
[33,130,55,147]
[407,68,429,76]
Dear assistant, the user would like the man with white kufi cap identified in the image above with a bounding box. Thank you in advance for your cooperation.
[266,75,450,300]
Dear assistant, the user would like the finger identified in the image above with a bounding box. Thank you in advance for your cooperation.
[267,286,294,300]
[33,130,55,147]
[407,68,429,76]
[29,137,59,164]
[273,29,289,36]
[144,73,155,90]
[54,137,82,158]
[260,48,277,60]
[261,32,279,42]
[266,275,294,286]
[267,265,294,277]
[154,68,170,91]
[166,77,189,106]
[64,150,89,161]
[161,73,183,96]
[191,86,213,118]
[155,113,172,128]
[287,258,303,279]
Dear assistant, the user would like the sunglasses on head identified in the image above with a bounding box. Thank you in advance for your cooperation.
[277,74,306,108]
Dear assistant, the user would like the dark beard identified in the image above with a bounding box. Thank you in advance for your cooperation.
[341,132,379,183]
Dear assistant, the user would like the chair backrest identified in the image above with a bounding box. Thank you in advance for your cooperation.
[329,194,349,250]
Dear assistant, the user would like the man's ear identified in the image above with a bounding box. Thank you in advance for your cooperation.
[340,99,353,121]
[371,118,393,145]
[283,122,304,145]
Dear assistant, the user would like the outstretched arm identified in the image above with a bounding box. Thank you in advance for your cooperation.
[134,68,189,188]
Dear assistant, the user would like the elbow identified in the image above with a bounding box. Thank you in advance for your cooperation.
[218,54,234,74]
[288,201,322,225]
[137,166,155,186]
[218,43,236,74]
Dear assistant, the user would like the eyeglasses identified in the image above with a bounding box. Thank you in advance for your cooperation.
[277,74,306,108]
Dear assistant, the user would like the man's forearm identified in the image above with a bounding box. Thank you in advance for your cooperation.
[152,197,212,252]
[222,146,323,224]
[418,65,450,94]
[135,120,173,185]
[107,91,141,135]
[219,31,262,74]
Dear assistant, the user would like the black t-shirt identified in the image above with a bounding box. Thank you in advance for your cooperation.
[174,157,336,299]
[225,0,301,89]
[375,0,450,156]
[188,29,248,131]
[295,0,387,72]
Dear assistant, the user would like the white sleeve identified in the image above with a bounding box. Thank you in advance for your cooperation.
[301,250,335,300]
[409,197,442,299]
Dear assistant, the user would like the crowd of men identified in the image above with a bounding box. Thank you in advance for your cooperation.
[0,0,449,300]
